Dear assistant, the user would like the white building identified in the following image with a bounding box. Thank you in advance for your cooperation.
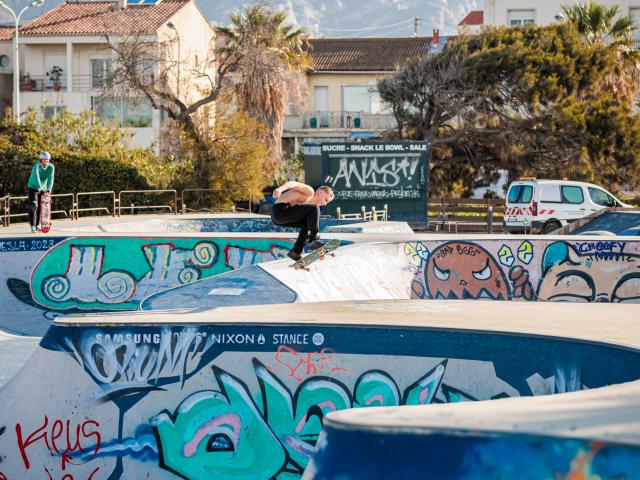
[16,0,214,149]
[483,0,640,30]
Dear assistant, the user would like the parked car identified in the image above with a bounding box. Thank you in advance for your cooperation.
[503,179,630,234]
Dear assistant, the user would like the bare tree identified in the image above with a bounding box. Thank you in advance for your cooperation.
[101,23,245,146]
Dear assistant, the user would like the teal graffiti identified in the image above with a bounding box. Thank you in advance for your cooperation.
[152,359,448,479]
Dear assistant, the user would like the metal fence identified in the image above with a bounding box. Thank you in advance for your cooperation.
[0,188,251,227]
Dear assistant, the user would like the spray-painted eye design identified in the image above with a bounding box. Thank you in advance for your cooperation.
[206,433,234,452]
[472,260,491,280]
[433,261,450,281]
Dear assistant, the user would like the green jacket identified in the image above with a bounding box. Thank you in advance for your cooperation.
[27,162,55,192]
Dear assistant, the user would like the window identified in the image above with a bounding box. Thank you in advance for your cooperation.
[91,59,113,89]
[343,86,373,113]
[588,187,618,207]
[508,9,535,26]
[561,186,584,204]
[507,185,533,203]
[43,105,66,119]
[539,184,561,203]
[92,96,153,128]
[0,55,10,68]
[631,8,640,44]
[123,98,153,127]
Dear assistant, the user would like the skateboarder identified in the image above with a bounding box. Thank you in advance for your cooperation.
[271,181,334,261]
[27,152,55,233]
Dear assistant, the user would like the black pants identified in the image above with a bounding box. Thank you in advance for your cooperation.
[271,203,320,254]
[28,188,43,228]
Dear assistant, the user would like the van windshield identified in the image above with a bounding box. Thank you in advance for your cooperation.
[507,185,533,204]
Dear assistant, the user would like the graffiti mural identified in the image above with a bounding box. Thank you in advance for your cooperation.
[2,322,629,479]
[406,239,640,303]
[30,237,293,311]
[537,241,640,303]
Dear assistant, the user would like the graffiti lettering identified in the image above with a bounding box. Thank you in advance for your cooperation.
[224,244,288,269]
[326,157,420,189]
[153,359,450,479]
[71,328,214,391]
[270,346,351,383]
[574,241,625,259]
[31,238,295,312]
[15,416,100,472]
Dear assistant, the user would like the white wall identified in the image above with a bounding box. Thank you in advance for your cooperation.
[484,0,638,26]
[157,1,215,106]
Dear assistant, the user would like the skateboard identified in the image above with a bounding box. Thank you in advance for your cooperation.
[290,239,340,271]
[39,193,52,233]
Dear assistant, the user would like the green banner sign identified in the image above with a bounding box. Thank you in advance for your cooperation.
[319,142,429,218]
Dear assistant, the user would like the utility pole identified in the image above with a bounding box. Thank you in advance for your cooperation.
[413,17,419,37]
[0,0,47,123]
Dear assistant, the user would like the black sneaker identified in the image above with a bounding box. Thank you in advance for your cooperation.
[307,239,325,250]
[287,250,302,261]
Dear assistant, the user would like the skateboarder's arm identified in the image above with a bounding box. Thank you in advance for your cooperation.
[45,165,54,193]
[273,181,313,198]
[30,163,45,192]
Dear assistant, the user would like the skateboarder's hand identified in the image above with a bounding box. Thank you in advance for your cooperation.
[272,188,282,199]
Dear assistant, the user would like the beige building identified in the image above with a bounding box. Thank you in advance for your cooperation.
[284,37,435,153]
[484,0,640,32]
[16,0,214,149]
[0,26,14,116]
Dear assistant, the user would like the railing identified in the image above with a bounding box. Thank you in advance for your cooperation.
[21,75,68,92]
[285,111,397,130]
[426,197,506,233]
[118,189,178,216]
[20,74,112,93]
[1,188,383,227]
[75,191,116,219]
[336,204,388,222]
[181,189,252,214]
[0,195,8,227]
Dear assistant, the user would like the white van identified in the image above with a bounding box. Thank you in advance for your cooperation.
[503,179,629,234]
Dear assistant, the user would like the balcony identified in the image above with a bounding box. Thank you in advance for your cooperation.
[284,111,397,131]
[20,75,112,92]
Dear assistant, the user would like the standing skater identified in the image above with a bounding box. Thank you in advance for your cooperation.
[27,151,55,233]
[271,181,334,260]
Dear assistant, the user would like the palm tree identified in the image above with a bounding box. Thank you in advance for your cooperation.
[216,5,311,170]
[562,1,639,97]
[561,1,636,48]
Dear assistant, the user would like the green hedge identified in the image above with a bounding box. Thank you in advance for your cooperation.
[0,150,149,196]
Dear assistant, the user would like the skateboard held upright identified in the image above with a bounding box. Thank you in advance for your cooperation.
[39,192,52,233]
[290,239,340,271]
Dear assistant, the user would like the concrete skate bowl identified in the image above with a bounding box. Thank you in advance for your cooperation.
[0,234,298,335]
[60,215,372,234]
[0,300,639,479]
[570,210,640,236]
[141,237,640,311]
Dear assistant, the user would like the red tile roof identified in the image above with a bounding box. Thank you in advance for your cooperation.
[0,26,13,42]
[458,10,484,26]
[21,0,189,37]
[307,37,432,72]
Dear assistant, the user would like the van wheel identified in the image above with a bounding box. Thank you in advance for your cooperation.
[542,220,561,235]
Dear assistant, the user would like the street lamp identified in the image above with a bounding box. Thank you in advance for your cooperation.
[166,21,180,101]
[0,0,47,122]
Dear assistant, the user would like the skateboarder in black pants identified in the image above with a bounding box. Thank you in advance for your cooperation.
[271,181,335,261]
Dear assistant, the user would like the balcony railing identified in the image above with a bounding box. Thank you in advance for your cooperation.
[21,75,112,92]
[285,111,397,131]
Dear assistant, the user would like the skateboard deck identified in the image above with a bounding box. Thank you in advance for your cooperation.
[39,193,52,233]
[290,239,340,271]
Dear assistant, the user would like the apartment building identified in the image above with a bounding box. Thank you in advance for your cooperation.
[16,0,213,148]
[484,0,640,29]
[284,35,444,153]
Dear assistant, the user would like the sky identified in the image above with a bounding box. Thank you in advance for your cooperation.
[0,0,480,37]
